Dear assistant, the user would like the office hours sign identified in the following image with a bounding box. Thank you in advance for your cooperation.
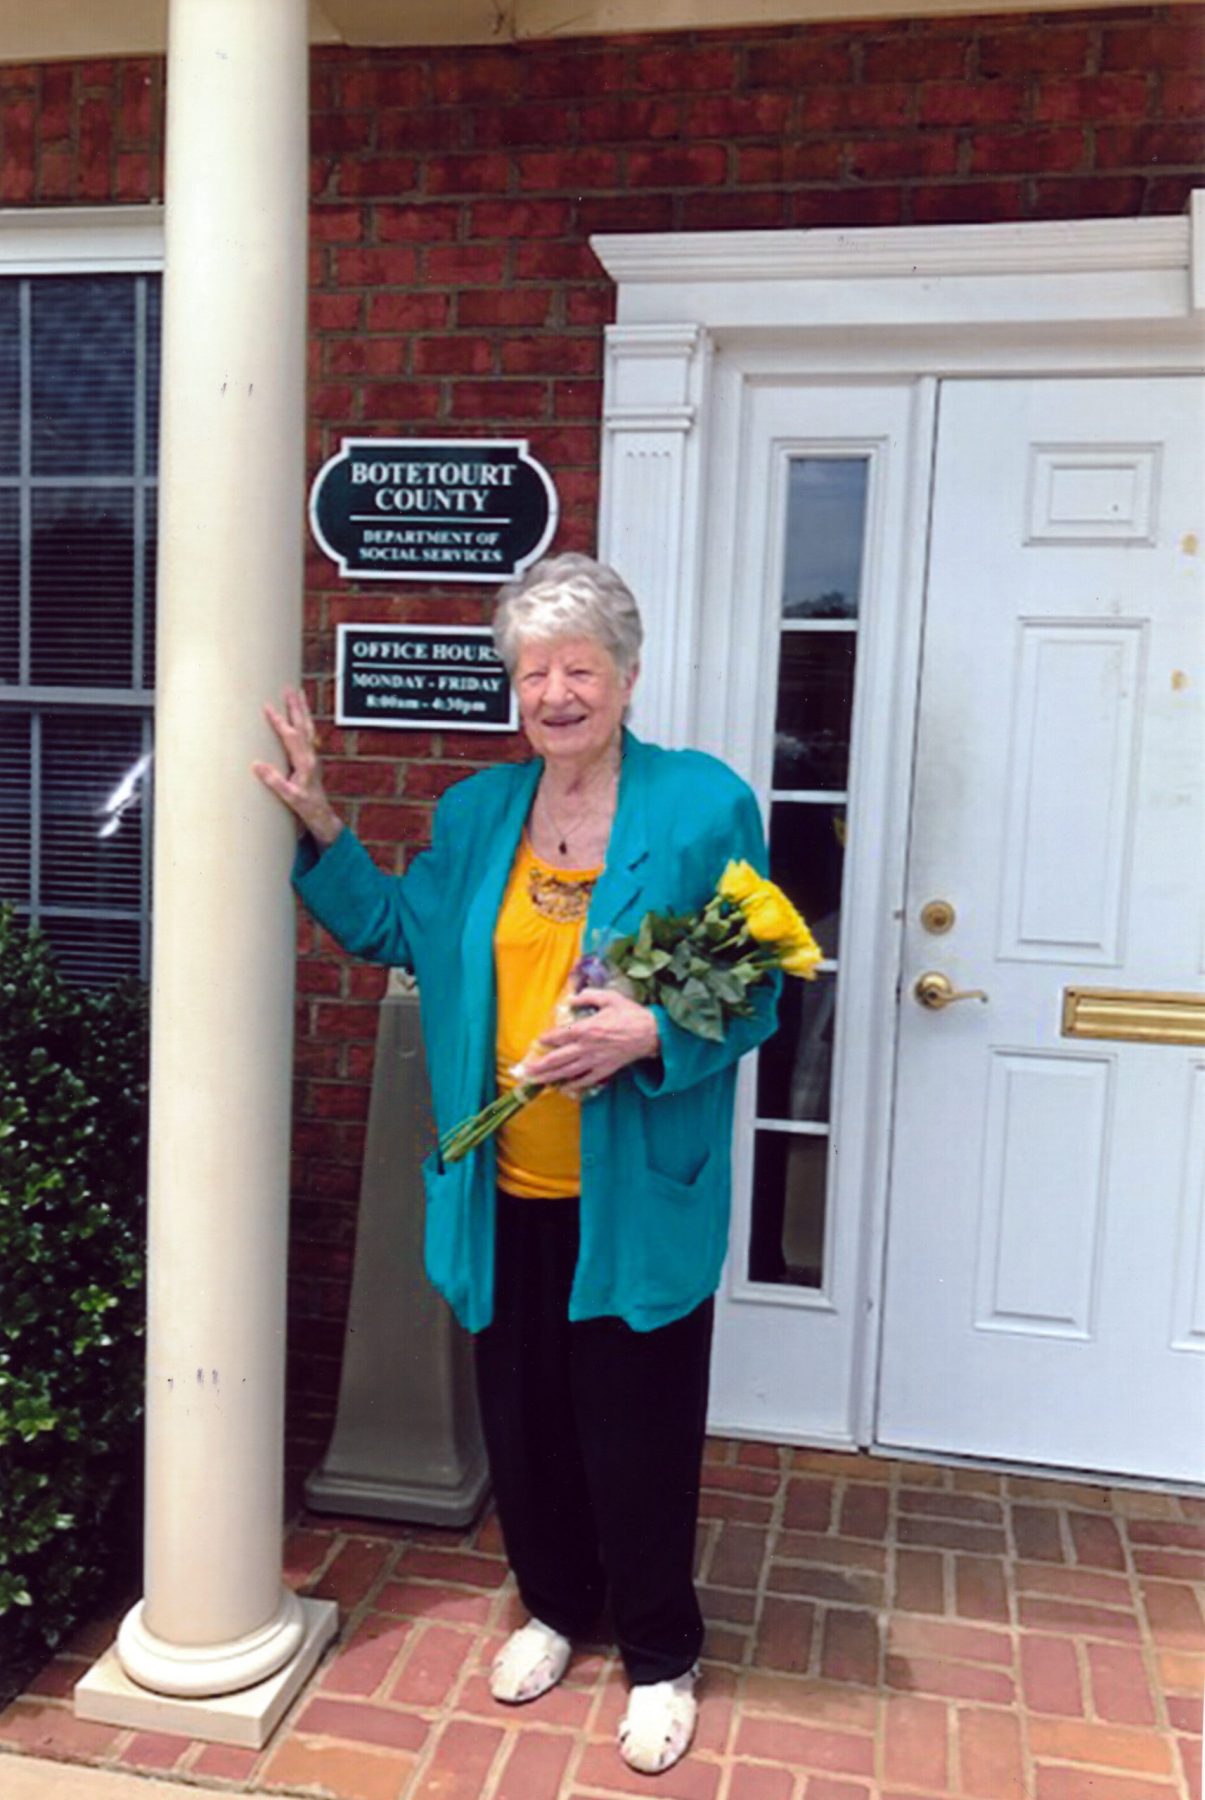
[309,437,558,582]
[336,625,517,733]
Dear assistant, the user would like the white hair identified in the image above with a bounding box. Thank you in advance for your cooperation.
[493,553,643,680]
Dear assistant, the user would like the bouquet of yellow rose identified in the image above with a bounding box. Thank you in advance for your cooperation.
[438,861,820,1164]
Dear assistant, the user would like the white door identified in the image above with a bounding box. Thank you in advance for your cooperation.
[878,376,1205,1482]
[701,377,932,1445]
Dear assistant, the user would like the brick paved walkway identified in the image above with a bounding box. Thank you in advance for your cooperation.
[2,1443,1201,1799]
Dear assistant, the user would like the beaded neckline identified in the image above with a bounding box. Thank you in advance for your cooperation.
[522,835,600,923]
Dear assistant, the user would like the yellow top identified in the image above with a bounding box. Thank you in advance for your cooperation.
[494,834,601,1199]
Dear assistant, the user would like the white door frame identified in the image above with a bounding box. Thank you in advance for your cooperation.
[591,196,1205,1449]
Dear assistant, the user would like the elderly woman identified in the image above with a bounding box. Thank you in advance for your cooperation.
[256,554,778,1775]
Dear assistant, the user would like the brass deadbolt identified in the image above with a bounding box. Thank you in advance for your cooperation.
[920,899,956,935]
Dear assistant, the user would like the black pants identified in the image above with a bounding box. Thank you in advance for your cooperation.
[473,1190,714,1685]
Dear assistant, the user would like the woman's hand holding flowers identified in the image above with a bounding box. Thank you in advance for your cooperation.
[254,685,344,849]
[440,862,819,1164]
[527,987,660,1098]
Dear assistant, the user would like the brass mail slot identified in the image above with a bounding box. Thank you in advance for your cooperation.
[1062,987,1205,1046]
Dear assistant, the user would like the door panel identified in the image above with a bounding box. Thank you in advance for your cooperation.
[878,376,1205,1481]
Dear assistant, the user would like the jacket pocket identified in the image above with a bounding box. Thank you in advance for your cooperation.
[631,1139,725,1309]
[641,1086,719,1191]
[643,1137,717,1206]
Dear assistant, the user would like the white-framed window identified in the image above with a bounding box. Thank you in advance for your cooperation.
[0,207,163,983]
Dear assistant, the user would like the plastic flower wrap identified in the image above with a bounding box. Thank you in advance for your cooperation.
[439,863,819,1164]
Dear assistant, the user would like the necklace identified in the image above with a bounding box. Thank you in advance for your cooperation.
[541,790,575,858]
[537,756,620,859]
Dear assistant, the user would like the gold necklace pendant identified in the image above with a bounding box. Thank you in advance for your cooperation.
[527,864,597,923]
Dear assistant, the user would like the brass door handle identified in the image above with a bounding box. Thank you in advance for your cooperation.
[914,971,989,1010]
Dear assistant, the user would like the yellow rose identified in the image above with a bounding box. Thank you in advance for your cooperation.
[780,928,822,978]
[718,859,761,904]
[741,881,801,944]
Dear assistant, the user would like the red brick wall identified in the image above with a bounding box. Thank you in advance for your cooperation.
[4,9,1203,1469]
[0,58,165,202]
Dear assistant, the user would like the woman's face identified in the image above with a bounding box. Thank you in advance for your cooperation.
[513,634,636,766]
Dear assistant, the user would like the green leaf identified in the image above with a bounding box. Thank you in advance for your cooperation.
[710,969,747,1007]
[662,984,725,1042]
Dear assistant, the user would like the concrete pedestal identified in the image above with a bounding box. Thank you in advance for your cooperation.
[306,974,490,1527]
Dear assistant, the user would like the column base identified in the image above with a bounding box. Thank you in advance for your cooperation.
[117,1589,310,1697]
[73,1597,338,1749]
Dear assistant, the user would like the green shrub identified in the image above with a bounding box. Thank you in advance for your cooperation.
[0,906,149,1679]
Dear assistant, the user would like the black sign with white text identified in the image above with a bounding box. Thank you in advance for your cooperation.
[310,438,558,583]
[336,624,517,733]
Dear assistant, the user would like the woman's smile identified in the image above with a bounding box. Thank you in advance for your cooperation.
[514,635,634,765]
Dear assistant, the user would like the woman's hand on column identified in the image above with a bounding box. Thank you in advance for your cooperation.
[528,987,661,1097]
[253,686,344,848]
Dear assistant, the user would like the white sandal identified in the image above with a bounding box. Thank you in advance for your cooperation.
[617,1667,699,1774]
[489,1618,572,1704]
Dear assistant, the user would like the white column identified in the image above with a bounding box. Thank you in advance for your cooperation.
[75,0,336,1746]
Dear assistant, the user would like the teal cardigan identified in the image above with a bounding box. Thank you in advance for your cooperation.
[293,730,780,1332]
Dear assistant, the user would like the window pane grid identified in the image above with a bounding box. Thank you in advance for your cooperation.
[0,272,158,983]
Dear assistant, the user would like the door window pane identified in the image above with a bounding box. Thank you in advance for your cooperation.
[773,631,857,789]
[782,458,869,620]
[769,802,845,961]
[749,1132,828,1288]
[757,969,837,1123]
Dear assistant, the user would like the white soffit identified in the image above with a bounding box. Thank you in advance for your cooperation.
[0,0,1177,61]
